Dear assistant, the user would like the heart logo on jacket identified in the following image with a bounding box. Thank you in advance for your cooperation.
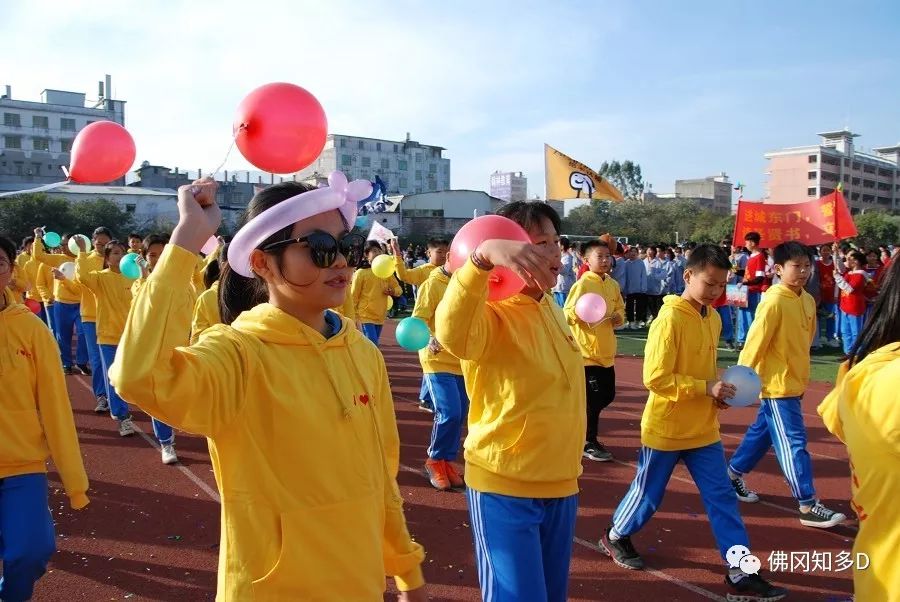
[359,394,370,405]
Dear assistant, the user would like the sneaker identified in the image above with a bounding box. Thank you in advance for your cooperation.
[637,321,646,329]
[599,526,644,570]
[418,399,434,413]
[583,441,614,462]
[725,572,788,601]
[444,461,465,489]
[94,396,109,413]
[724,341,736,351]
[76,363,92,376]
[424,459,451,491]
[799,501,846,529]
[161,444,178,465]
[118,417,136,437]
[730,474,760,503]
[63,365,75,375]
[826,338,841,348]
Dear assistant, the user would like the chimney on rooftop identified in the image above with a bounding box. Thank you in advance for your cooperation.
[3,85,10,99]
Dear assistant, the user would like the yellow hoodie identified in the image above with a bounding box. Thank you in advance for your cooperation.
[395,261,436,286]
[435,259,585,498]
[0,300,89,509]
[7,264,29,303]
[75,253,133,345]
[28,243,81,304]
[33,241,102,321]
[110,244,425,600]
[564,271,625,367]
[412,267,461,375]
[24,257,53,303]
[352,267,401,325]
[818,345,900,602]
[642,295,722,451]
[191,281,221,345]
[739,284,816,398]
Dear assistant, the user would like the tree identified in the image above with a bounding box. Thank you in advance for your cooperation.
[0,194,76,243]
[598,160,645,202]
[692,214,736,243]
[853,212,899,249]
[67,199,134,240]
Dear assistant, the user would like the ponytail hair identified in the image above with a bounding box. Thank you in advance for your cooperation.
[218,182,315,324]
[203,243,228,290]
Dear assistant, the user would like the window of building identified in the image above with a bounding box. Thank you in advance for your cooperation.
[30,163,41,176]
[126,204,136,213]
[863,194,874,203]
[415,171,422,181]
[878,196,891,205]
[807,187,816,196]
[843,158,850,166]
[851,192,860,200]
[852,162,859,170]
[863,165,876,174]
[61,139,73,152]
[340,138,346,148]
[357,140,364,150]
[807,171,816,180]
[415,153,422,163]
[842,174,849,181]
[376,142,381,151]
[808,154,817,163]
[61,118,76,131]
[399,177,408,188]
[393,144,399,152]
[3,135,22,149]
[429,164,437,174]
[33,137,50,151]
[32,115,49,129]
[86,120,95,125]
[878,168,892,177]
[361,156,371,167]
[14,162,24,176]
[381,158,389,170]
[3,113,21,127]
[863,180,875,189]
[341,154,352,167]
[852,177,861,185]
[398,160,407,171]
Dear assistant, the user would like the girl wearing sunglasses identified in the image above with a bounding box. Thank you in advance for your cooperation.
[109,173,426,601]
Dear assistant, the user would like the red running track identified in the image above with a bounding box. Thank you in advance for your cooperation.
[33,321,854,601]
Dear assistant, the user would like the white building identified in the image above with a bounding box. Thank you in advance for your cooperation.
[292,133,450,195]
[0,76,126,191]
[490,171,527,202]
[42,185,179,230]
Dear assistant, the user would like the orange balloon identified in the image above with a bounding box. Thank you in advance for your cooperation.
[234,83,327,174]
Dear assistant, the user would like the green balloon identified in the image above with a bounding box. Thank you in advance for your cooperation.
[43,231,62,248]
[119,255,141,280]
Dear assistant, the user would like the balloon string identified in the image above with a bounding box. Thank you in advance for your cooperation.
[0,180,69,198]
[206,124,246,180]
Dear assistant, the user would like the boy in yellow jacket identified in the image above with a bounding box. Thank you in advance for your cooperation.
[727,241,846,529]
[0,235,89,601]
[818,257,900,602]
[600,244,788,601]
[435,201,584,601]
[564,240,625,462]
[351,241,402,346]
[111,175,426,601]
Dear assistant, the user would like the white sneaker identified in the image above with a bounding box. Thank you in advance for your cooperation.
[826,338,841,348]
[118,417,135,437]
[94,396,109,413]
[161,444,178,465]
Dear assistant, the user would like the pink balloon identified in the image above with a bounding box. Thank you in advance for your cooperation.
[447,215,531,301]
[201,236,218,256]
[575,293,607,323]
[234,83,327,174]
[68,121,136,184]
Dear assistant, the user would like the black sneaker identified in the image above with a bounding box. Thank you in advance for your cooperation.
[725,572,788,601]
[725,341,736,351]
[730,474,760,503]
[583,441,614,462]
[63,366,75,375]
[418,399,434,413]
[799,501,846,529]
[599,526,644,570]
[76,363,92,376]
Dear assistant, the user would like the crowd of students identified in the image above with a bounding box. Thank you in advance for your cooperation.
[2,171,897,601]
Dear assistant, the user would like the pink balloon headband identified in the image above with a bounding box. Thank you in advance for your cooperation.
[227,171,372,277]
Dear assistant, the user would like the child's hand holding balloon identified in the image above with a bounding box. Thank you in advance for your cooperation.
[172,178,221,254]
[475,239,557,292]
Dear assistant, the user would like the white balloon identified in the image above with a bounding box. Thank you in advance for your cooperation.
[59,262,76,280]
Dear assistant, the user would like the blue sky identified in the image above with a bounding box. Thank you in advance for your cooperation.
[3,0,898,200]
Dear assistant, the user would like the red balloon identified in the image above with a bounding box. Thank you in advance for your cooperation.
[234,83,327,174]
[448,215,531,301]
[24,299,41,315]
[68,121,136,184]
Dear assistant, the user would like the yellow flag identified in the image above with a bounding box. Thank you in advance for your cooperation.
[544,144,623,201]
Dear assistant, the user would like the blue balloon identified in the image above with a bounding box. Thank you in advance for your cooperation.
[119,254,141,280]
[43,231,62,248]
[354,216,368,230]
[395,317,431,351]
[721,365,761,407]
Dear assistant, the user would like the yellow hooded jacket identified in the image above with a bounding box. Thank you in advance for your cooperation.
[110,245,425,600]
[33,241,103,321]
[191,281,221,345]
[641,295,722,451]
[412,267,461,375]
[0,300,89,509]
[435,259,585,498]
[395,261,436,286]
[564,271,625,367]
[75,253,133,345]
[28,242,81,304]
[739,284,816,398]
[352,267,401,325]
[818,345,900,602]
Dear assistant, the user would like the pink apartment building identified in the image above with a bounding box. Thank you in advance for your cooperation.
[764,130,899,213]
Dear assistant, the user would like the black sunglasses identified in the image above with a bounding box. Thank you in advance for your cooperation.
[262,231,365,268]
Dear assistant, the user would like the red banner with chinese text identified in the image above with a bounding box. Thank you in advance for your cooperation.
[732,190,856,248]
